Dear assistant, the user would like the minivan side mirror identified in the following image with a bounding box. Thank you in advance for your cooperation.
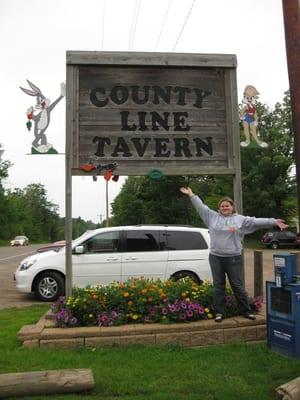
[74,245,85,254]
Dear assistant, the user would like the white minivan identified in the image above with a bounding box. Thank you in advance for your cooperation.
[15,225,211,302]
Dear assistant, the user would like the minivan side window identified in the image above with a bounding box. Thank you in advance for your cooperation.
[125,230,160,252]
[84,231,120,253]
[165,231,208,250]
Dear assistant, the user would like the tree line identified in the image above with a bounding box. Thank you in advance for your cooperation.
[0,157,99,243]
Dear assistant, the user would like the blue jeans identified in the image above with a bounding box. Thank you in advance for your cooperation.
[209,253,252,315]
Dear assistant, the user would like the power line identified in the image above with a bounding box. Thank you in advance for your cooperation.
[154,0,173,51]
[172,0,197,51]
[128,0,142,50]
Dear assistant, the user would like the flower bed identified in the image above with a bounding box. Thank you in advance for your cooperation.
[52,278,262,328]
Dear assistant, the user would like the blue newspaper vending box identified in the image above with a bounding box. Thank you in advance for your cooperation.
[267,253,300,358]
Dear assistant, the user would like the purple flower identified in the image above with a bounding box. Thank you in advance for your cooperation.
[187,310,193,318]
[169,304,177,312]
[198,306,204,315]
[225,295,232,304]
[179,313,187,320]
[162,307,168,315]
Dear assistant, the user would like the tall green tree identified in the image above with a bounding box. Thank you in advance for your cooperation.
[110,176,193,226]
[240,92,296,222]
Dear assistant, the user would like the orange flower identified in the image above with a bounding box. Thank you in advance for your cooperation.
[147,297,153,303]
[128,301,133,306]
[123,292,129,297]
[141,289,147,294]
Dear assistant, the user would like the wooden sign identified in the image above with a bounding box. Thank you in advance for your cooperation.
[66,51,239,176]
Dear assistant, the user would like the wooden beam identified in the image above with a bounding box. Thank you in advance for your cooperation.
[0,369,95,398]
[67,51,237,67]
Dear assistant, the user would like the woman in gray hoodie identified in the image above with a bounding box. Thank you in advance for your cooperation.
[180,187,288,322]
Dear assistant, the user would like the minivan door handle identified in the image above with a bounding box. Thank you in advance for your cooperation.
[124,257,137,261]
[106,257,118,261]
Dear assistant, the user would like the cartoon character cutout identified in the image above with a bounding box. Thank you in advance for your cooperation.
[239,85,268,148]
[20,80,65,154]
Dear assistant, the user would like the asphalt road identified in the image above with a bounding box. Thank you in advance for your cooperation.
[0,244,44,310]
[0,244,298,310]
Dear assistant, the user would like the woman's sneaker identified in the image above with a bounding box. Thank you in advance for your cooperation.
[215,313,223,322]
[243,312,256,320]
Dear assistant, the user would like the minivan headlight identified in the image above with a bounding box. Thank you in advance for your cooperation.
[20,259,37,271]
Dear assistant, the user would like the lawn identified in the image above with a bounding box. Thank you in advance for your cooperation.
[1,306,300,400]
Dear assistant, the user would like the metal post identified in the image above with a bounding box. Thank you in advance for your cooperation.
[65,65,75,299]
[282,0,300,228]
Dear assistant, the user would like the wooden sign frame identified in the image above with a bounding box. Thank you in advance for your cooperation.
[66,51,240,177]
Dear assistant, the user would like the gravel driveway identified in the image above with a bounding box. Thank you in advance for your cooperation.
[0,244,298,310]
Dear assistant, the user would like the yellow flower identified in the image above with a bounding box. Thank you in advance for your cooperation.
[204,308,210,313]
[181,292,187,298]
[207,313,213,319]
[131,314,138,320]
[89,314,93,318]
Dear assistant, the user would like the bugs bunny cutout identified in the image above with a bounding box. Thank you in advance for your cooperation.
[239,85,268,148]
[20,80,65,154]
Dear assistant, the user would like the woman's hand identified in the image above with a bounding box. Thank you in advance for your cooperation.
[276,219,288,231]
[180,187,194,197]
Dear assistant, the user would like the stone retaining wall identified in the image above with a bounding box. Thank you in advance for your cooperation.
[17,311,266,349]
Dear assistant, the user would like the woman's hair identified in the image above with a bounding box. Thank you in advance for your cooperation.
[218,197,236,213]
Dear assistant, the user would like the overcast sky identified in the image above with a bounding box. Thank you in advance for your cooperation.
[0,0,289,223]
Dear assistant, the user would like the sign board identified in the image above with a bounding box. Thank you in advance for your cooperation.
[66,51,240,176]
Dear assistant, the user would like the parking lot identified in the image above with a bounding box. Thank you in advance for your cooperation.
[0,244,298,310]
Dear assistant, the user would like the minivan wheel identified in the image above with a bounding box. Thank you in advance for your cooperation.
[33,271,65,302]
[172,271,201,285]
[270,242,279,249]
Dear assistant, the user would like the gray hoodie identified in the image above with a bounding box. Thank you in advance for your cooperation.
[190,195,277,257]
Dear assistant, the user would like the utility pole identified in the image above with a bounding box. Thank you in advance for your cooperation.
[97,214,103,224]
[106,180,109,227]
[282,0,300,228]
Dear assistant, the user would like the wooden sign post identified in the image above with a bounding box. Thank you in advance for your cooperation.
[65,51,241,297]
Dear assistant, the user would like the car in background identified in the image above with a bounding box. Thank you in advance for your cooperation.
[10,236,29,246]
[36,240,66,253]
[15,225,211,302]
[261,230,300,249]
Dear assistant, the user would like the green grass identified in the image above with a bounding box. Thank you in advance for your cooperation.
[1,306,300,400]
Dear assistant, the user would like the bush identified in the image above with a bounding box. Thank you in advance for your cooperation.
[51,277,262,328]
